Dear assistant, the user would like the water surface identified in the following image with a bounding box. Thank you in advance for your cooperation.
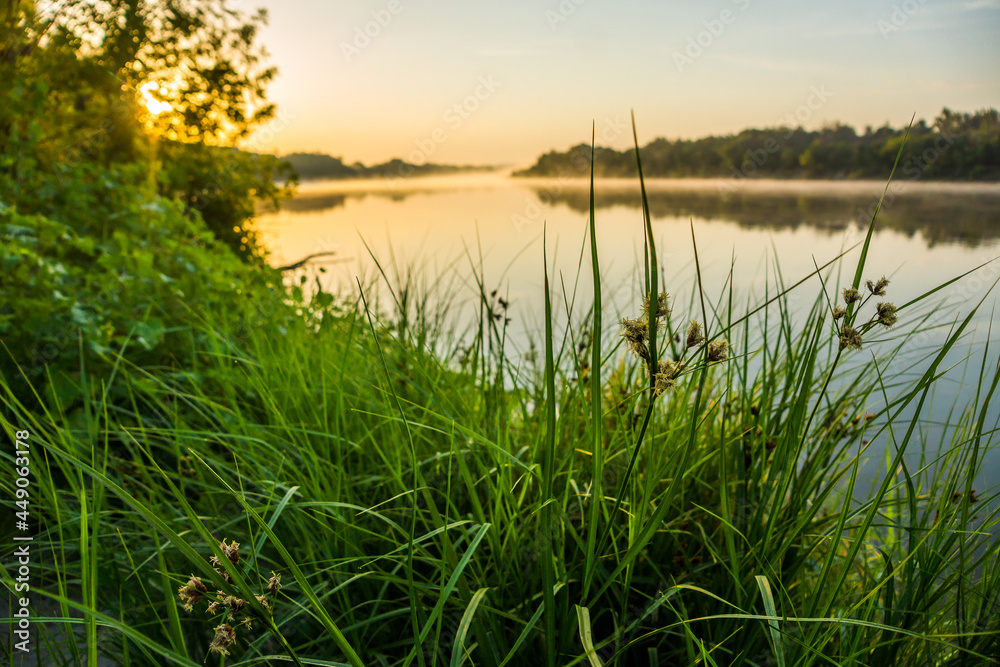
[259,174,1000,331]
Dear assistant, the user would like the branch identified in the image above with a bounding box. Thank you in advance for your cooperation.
[275,251,340,272]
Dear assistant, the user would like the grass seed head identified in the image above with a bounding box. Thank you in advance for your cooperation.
[643,292,670,320]
[707,339,729,362]
[178,576,208,612]
[267,572,281,597]
[866,276,889,296]
[523,344,537,364]
[620,316,649,361]
[654,359,681,395]
[839,324,863,350]
[209,624,237,656]
[225,596,246,615]
[842,287,861,305]
[220,539,240,565]
[832,306,846,320]
[876,301,898,328]
[686,320,704,348]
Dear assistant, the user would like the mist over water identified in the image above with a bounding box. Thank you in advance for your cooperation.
[260,174,1000,314]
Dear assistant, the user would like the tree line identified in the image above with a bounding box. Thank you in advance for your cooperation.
[513,109,1000,181]
[282,152,496,181]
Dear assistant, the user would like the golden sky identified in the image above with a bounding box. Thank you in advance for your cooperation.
[246,0,1000,169]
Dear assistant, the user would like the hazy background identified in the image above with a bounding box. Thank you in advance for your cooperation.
[248,0,1000,167]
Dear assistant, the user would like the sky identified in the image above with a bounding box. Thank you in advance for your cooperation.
[245,0,1000,169]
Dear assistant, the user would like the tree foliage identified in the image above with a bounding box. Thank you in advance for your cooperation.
[34,0,276,144]
[0,0,293,260]
[0,0,298,405]
[514,110,1000,181]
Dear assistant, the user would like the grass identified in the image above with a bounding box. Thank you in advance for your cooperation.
[2,119,999,666]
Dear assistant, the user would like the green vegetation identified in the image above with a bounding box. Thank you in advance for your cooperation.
[0,0,294,261]
[283,152,498,181]
[2,2,1000,666]
[515,109,1000,181]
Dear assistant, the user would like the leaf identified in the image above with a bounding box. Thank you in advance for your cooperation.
[575,605,604,667]
[314,291,334,308]
[69,302,93,327]
[450,587,490,667]
[755,575,785,667]
[133,320,166,350]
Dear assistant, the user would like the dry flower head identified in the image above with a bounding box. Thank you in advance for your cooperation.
[620,316,649,361]
[209,624,237,656]
[176,537,283,658]
[840,325,863,350]
[654,359,682,396]
[876,301,898,328]
[707,340,729,362]
[220,539,240,565]
[866,276,889,296]
[267,572,281,597]
[686,320,704,348]
[178,576,207,612]
[642,292,670,320]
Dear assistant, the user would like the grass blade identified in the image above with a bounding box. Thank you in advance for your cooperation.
[755,575,785,667]
[575,605,605,667]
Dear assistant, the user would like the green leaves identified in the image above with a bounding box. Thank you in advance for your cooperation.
[0,180,290,414]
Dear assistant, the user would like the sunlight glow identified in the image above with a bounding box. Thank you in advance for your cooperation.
[139,81,171,116]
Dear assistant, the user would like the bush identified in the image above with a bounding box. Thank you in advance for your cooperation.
[156,141,296,261]
[0,164,293,413]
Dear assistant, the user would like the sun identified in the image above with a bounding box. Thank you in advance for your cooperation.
[139,81,171,116]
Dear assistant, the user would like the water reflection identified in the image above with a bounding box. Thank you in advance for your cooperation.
[530,182,1000,247]
[277,177,1000,247]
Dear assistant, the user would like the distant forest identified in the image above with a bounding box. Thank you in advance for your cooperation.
[283,152,496,180]
[514,108,1000,181]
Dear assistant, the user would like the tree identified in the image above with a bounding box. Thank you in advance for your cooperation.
[0,0,292,260]
[44,0,276,145]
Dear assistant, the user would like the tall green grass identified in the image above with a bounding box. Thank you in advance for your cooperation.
[2,120,999,666]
